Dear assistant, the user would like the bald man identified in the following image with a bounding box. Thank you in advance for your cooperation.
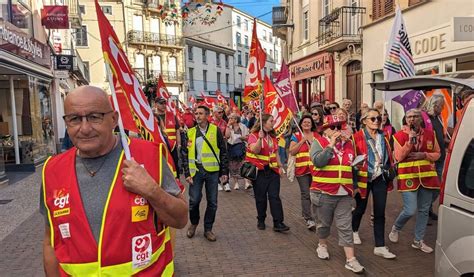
[40,86,187,276]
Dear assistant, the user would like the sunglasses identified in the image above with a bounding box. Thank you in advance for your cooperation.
[367,116,382,123]
[329,106,337,110]
[312,113,319,116]
[329,125,342,131]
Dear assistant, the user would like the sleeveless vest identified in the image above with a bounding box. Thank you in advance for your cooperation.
[393,129,440,191]
[245,132,279,174]
[42,139,174,276]
[311,136,355,196]
[293,132,318,177]
[187,124,220,177]
[163,112,177,151]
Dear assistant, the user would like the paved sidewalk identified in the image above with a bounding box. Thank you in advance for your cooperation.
[0,174,436,276]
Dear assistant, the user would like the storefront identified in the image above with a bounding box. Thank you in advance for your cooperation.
[289,52,334,107]
[0,19,54,179]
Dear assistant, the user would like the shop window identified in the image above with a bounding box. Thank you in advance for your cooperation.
[457,54,474,71]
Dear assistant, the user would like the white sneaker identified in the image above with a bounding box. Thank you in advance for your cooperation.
[388,226,399,243]
[345,257,365,273]
[374,246,396,259]
[306,220,316,231]
[233,183,240,190]
[411,240,433,253]
[244,180,253,189]
[316,243,329,260]
[224,183,231,192]
[353,232,362,245]
[218,184,224,191]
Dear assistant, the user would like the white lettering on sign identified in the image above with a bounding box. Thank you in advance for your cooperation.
[0,23,43,59]
[54,193,69,208]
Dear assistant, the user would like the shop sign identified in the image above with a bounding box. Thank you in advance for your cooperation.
[55,70,70,79]
[0,19,51,68]
[290,53,331,81]
[41,6,69,29]
[453,17,474,42]
[55,55,73,71]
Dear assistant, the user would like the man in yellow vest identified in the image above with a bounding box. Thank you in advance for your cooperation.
[182,105,229,242]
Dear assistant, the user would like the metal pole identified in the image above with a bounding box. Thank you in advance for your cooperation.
[9,76,20,164]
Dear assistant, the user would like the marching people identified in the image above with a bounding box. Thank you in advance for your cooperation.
[355,103,369,131]
[154,96,181,177]
[225,113,251,190]
[351,108,397,259]
[246,114,290,232]
[389,108,440,253]
[183,105,229,242]
[380,108,396,148]
[210,105,230,192]
[40,86,187,276]
[310,117,365,273]
[289,114,319,231]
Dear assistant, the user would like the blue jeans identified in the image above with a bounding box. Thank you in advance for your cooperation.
[393,187,436,241]
[279,146,287,165]
[188,167,219,231]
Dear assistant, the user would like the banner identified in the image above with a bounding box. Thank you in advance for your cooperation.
[156,75,177,114]
[200,92,217,108]
[41,6,69,29]
[274,59,298,112]
[263,76,292,138]
[216,90,227,105]
[392,89,425,111]
[243,18,266,102]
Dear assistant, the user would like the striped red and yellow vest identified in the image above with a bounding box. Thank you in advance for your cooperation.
[163,112,177,151]
[311,136,355,196]
[245,132,279,174]
[293,132,319,177]
[393,129,440,191]
[352,130,394,199]
[42,139,174,276]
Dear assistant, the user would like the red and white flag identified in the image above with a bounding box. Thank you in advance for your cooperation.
[274,59,299,112]
[200,91,217,108]
[244,19,266,102]
[216,90,227,105]
[263,76,292,138]
[156,75,177,114]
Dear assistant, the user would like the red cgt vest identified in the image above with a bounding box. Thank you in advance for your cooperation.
[164,112,177,151]
[393,129,440,191]
[293,132,319,177]
[352,130,394,199]
[311,136,355,196]
[245,133,279,174]
[42,139,174,276]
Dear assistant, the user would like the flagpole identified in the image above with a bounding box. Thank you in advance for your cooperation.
[106,63,132,160]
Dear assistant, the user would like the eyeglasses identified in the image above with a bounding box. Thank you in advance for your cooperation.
[63,111,114,127]
[367,116,382,123]
[329,125,342,131]
[312,113,319,116]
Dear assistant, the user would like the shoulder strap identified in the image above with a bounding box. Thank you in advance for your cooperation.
[196,126,220,165]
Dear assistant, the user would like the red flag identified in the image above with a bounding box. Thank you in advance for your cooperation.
[156,75,177,114]
[109,93,138,133]
[200,91,217,108]
[263,76,292,138]
[244,19,266,102]
[274,59,298,112]
[229,98,238,110]
[216,90,227,105]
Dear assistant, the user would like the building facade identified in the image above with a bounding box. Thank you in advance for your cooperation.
[124,0,185,101]
[274,0,366,113]
[183,2,282,104]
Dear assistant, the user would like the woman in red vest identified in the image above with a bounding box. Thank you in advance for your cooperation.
[388,108,440,254]
[246,114,290,232]
[351,108,396,259]
[289,114,319,231]
[309,117,365,274]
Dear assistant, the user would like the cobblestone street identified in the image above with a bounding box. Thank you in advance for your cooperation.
[0,172,436,276]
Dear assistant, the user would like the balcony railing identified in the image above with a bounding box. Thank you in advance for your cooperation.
[127,30,183,47]
[317,6,366,51]
[67,0,82,29]
[272,6,287,25]
[148,70,185,83]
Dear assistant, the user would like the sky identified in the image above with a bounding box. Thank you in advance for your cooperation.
[223,0,281,24]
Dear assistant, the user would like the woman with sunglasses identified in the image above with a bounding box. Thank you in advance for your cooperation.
[311,106,325,133]
[289,115,319,231]
[351,108,397,259]
[246,114,290,232]
[309,117,365,273]
[329,102,339,116]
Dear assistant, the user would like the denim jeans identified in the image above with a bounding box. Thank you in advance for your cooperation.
[393,187,436,241]
[188,167,219,231]
[279,146,287,165]
[296,174,314,221]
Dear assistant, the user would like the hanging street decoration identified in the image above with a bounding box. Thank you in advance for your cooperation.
[182,1,224,26]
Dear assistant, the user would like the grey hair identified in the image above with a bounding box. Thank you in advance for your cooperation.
[229,113,241,123]
[422,94,445,116]
[360,108,381,128]
[406,108,422,116]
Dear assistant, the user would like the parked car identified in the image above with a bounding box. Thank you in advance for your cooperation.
[371,72,474,277]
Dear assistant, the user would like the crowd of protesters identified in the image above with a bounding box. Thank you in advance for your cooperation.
[148,92,454,274]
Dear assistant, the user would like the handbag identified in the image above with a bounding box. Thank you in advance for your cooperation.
[240,161,258,181]
[228,142,246,160]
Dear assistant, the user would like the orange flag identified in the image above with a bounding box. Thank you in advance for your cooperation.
[244,19,266,102]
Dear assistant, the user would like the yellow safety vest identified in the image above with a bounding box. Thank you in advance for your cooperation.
[188,124,220,176]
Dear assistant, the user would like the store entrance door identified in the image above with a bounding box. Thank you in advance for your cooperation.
[346,60,361,114]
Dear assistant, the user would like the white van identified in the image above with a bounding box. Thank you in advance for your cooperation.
[371,73,474,276]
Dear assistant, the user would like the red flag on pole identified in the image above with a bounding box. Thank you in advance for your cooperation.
[274,59,299,112]
[216,90,227,105]
[263,76,292,137]
[244,18,266,102]
[200,91,217,108]
[110,93,139,133]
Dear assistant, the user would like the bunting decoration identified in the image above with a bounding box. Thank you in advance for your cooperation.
[244,18,266,102]
[263,76,292,138]
[182,1,224,26]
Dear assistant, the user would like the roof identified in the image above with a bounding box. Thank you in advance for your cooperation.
[370,71,474,92]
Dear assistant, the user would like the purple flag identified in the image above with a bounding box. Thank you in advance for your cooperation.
[392,90,425,111]
[274,59,299,112]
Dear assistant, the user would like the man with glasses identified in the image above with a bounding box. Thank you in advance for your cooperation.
[389,108,440,254]
[40,86,187,276]
[182,105,229,242]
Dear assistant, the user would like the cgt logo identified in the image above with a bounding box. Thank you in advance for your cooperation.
[132,234,152,269]
[54,191,70,208]
[134,195,147,206]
